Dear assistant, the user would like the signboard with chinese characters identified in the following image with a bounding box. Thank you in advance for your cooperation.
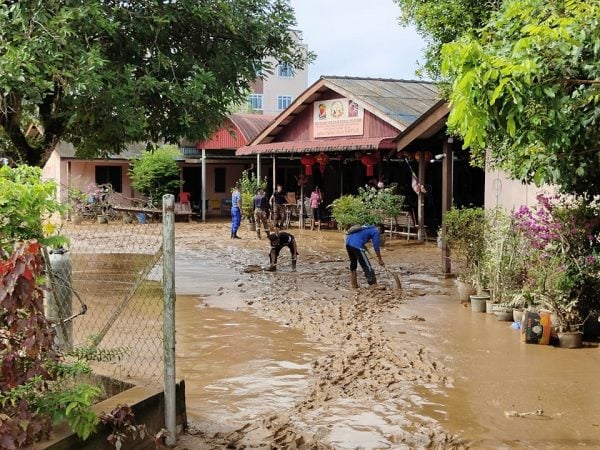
[313,98,364,138]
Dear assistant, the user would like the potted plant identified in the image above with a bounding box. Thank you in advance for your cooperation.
[68,188,88,224]
[235,170,268,230]
[442,206,487,307]
[514,194,600,347]
[330,184,404,231]
[482,207,527,316]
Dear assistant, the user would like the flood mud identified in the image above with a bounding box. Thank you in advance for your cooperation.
[170,221,600,449]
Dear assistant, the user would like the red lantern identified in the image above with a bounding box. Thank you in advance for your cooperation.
[360,153,379,177]
[300,154,316,176]
[414,151,433,163]
[315,152,330,174]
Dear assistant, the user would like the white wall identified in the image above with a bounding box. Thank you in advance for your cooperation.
[484,167,554,212]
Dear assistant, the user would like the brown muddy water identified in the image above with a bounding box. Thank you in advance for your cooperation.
[174,251,600,449]
[400,292,600,449]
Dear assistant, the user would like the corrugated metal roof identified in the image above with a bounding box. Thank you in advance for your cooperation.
[54,142,147,160]
[229,114,275,142]
[195,113,275,149]
[323,77,439,128]
[245,76,440,151]
[236,137,396,156]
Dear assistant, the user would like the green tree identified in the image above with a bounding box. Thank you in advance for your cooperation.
[0,0,312,166]
[394,0,500,79]
[0,165,66,255]
[441,0,600,195]
[129,146,182,205]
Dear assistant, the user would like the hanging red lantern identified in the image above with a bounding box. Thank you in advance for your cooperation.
[414,151,433,163]
[315,152,330,174]
[360,153,379,177]
[300,154,316,176]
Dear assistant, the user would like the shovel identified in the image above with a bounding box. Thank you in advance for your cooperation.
[383,265,402,290]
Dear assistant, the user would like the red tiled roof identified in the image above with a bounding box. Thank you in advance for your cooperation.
[236,137,396,156]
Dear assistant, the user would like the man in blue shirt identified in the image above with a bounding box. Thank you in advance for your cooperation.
[230,184,242,239]
[345,225,385,288]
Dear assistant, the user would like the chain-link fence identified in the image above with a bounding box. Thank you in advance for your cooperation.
[46,211,165,386]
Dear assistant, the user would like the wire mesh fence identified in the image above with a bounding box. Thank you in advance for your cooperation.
[45,212,165,387]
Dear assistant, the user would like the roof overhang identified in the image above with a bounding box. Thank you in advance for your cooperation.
[394,100,449,151]
[236,137,396,156]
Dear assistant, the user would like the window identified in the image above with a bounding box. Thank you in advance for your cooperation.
[277,63,294,78]
[95,165,122,192]
[248,94,263,111]
[277,95,292,111]
[214,167,226,193]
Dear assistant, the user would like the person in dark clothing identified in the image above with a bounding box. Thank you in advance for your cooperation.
[269,184,287,229]
[267,231,298,272]
[253,188,270,239]
[345,225,384,288]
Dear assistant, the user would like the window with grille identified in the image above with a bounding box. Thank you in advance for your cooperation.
[277,95,292,111]
[277,63,294,78]
[248,94,263,111]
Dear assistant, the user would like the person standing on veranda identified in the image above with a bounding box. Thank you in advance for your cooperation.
[309,186,322,230]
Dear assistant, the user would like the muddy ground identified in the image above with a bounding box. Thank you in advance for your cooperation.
[168,220,600,450]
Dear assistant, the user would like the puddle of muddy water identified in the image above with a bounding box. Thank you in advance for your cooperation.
[399,291,600,449]
[176,295,322,430]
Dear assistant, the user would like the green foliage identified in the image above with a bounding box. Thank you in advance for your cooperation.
[129,146,182,204]
[330,185,405,230]
[442,0,600,195]
[442,206,486,290]
[482,208,527,304]
[0,0,313,166]
[513,194,600,331]
[0,242,102,447]
[0,165,67,255]
[236,170,268,220]
[330,195,368,230]
[393,0,500,80]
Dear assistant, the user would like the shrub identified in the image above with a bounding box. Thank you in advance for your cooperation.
[0,165,66,255]
[236,170,268,220]
[442,206,486,291]
[330,184,404,230]
[513,194,600,331]
[0,242,103,447]
[129,146,182,205]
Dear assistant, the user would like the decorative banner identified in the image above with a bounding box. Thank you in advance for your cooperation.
[313,98,364,138]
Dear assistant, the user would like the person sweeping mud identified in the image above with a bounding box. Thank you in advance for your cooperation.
[345,225,384,288]
[267,231,297,272]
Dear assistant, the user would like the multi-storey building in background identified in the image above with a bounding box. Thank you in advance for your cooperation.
[246,30,309,116]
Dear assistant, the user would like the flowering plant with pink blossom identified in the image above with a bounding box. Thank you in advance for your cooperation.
[513,193,600,332]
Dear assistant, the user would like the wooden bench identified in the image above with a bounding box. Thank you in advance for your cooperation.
[386,211,419,240]
[114,202,193,222]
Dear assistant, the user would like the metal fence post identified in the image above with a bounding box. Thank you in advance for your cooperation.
[162,194,176,446]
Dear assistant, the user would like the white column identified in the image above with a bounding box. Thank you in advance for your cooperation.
[201,149,207,222]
